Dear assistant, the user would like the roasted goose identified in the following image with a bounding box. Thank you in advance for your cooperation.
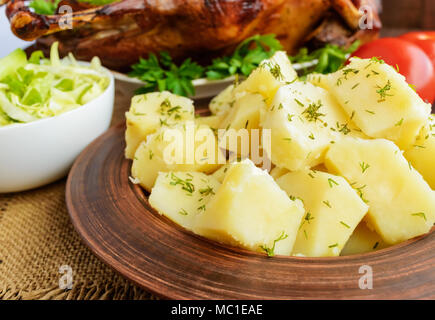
[1,0,381,70]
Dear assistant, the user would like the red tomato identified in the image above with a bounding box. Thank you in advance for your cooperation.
[400,31,435,67]
[351,38,435,103]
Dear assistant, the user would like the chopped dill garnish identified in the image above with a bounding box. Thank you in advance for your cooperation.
[395,118,404,126]
[360,162,370,173]
[302,100,325,122]
[323,200,332,208]
[199,186,215,196]
[370,57,385,64]
[340,221,351,229]
[299,212,314,229]
[260,231,288,257]
[294,98,305,107]
[411,212,427,221]
[376,80,393,102]
[342,68,359,79]
[351,83,360,90]
[354,184,369,203]
[169,173,195,194]
[328,178,339,188]
[328,243,339,248]
[265,62,283,81]
[337,122,351,135]
[178,208,188,216]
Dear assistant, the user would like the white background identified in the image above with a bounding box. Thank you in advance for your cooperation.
[0,6,33,58]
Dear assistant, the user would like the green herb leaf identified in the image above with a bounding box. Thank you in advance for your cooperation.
[129,52,204,97]
[206,34,282,80]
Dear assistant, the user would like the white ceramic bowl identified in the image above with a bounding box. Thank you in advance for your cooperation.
[0,66,114,193]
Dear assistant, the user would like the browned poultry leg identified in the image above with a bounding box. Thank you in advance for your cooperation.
[3,0,147,41]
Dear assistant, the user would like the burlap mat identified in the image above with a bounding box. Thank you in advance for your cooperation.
[0,80,154,300]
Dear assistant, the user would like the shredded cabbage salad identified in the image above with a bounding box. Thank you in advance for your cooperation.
[0,42,110,127]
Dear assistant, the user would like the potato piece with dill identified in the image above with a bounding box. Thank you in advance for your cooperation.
[307,73,331,91]
[276,170,368,257]
[260,81,360,171]
[125,91,194,159]
[317,57,431,149]
[341,222,388,256]
[209,84,236,116]
[217,92,267,156]
[193,159,305,256]
[149,172,221,231]
[233,51,297,105]
[404,115,435,189]
[131,121,222,191]
[325,138,435,244]
[219,93,266,131]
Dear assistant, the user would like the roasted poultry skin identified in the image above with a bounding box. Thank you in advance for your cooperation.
[1,0,381,70]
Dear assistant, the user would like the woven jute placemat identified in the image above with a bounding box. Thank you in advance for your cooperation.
[0,81,154,300]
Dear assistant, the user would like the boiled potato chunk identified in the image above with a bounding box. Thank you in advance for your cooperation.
[325,138,435,244]
[195,114,223,129]
[318,57,431,149]
[209,84,236,116]
[341,222,388,256]
[261,50,298,83]
[194,159,305,255]
[307,73,331,91]
[261,82,359,171]
[269,166,289,180]
[218,93,266,156]
[149,172,221,231]
[125,92,194,159]
[233,51,297,104]
[131,122,222,191]
[277,170,368,257]
[404,115,435,189]
[219,93,266,130]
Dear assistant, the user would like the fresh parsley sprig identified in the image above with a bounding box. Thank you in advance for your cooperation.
[205,34,283,80]
[129,52,204,97]
[130,34,281,96]
[291,41,360,76]
[129,34,360,97]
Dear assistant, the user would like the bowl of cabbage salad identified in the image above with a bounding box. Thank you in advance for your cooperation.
[0,42,114,193]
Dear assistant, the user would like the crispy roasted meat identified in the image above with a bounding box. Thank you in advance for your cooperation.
[1,0,381,70]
